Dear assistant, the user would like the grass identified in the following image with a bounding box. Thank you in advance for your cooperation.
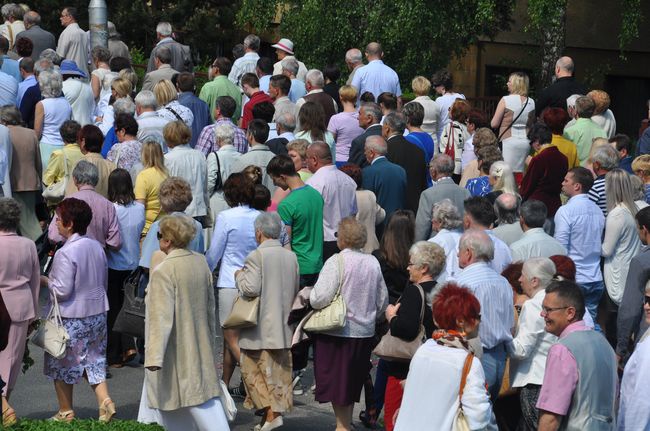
[6,419,163,430]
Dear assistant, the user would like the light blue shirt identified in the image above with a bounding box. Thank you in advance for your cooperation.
[288,78,306,103]
[16,74,35,107]
[205,205,259,288]
[259,74,270,95]
[0,124,10,194]
[107,202,145,270]
[1,55,21,83]
[510,227,567,261]
[453,262,514,349]
[0,70,17,106]
[554,194,605,283]
[485,229,512,274]
[139,212,204,268]
[350,59,401,101]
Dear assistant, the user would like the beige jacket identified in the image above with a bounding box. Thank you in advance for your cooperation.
[145,249,220,410]
[236,239,299,350]
[65,152,115,198]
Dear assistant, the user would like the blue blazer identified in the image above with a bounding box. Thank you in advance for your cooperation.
[362,157,407,220]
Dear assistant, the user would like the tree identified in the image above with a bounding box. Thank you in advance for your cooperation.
[237,0,515,86]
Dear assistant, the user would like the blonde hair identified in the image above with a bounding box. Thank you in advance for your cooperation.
[338,85,357,104]
[163,120,192,148]
[111,77,132,99]
[154,79,178,106]
[587,90,610,115]
[489,161,518,194]
[411,76,431,96]
[606,168,638,216]
[509,72,529,96]
[286,139,309,160]
[118,68,138,92]
[632,155,650,177]
[158,214,196,249]
[141,140,168,175]
[337,216,367,250]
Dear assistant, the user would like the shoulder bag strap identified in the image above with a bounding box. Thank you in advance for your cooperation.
[458,353,474,401]
[414,283,425,324]
[212,150,222,195]
[115,145,122,167]
[335,253,344,296]
[165,106,184,123]
[497,97,529,142]
[62,148,69,177]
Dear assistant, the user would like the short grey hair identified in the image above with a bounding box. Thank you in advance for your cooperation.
[135,90,158,109]
[254,211,282,239]
[384,112,406,134]
[494,193,520,225]
[0,197,21,231]
[38,70,63,98]
[520,200,547,228]
[364,135,387,155]
[244,34,260,51]
[155,46,172,64]
[1,3,15,20]
[432,199,463,230]
[459,229,494,262]
[522,257,556,289]
[24,10,39,26]
[156,22,172,37]
[591,144,619,171]
[276,112,296,133]
[630,174,647,202]
[566,94,582,110]
[409,241,446,278]
[34,58,53,75]
[113,96,136,116]
[305,69,324,88]
[215,123,234,147]
[345,48,363,64]
[360,102,382,122]
[0,105,22,125]
[39,48,62,66]
[281,58,299,76]
[430,153,454,175]
[72,160,99,187]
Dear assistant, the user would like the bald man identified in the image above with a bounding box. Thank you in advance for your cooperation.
[345,48,363,86]
[350,42,401,102]
[536,56,588,115]
[492,193,524,245]
[305,141,357,260]
[362,135,407,221]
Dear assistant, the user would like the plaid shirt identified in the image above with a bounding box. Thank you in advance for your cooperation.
[195,118,249,156]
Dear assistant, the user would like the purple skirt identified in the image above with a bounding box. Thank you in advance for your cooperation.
[313,334,373,405]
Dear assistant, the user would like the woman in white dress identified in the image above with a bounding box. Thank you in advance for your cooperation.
[490,72,536,180]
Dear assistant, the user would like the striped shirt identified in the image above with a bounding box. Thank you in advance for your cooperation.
[453,262,514,349]
[195,118,249,156]
[587,175,607,216]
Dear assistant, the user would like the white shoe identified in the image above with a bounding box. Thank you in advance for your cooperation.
[260,416,283,430]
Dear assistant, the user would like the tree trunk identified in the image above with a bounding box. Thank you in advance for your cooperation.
[539,3,567,88]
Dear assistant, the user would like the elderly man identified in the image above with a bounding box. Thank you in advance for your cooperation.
[415,153,470,241]
[200,57,242,122]
[107,21,130,61]
[537,280,617,430]
[196,95,248,156]
[348,102,383,168]
[345,48,363,86]
[361,135,406,220]
[231,119,276,193]
[383,111,426,213]
[554,167,605,323]
[294,69,338,128]
[271,38,307,81]
[15,11,55,60]
[134,90,170,149]
[588,144,619,216]
[351,42,401,102]
[305,141,357,261]
[281,58,307,103]
[492,193,524,246]
[464,196,512,273]
[146,22,192,73]
[510,200,567,261]
[48,161,121,248]
[56,7,88,77]
[266,112,295,156]
[563,96,607,165]
[0,3,24,49]
[455,229,514,401]
[535,56,588,115]
[141,46,178,92]
[269,74,295,122]
[229,34,260,86]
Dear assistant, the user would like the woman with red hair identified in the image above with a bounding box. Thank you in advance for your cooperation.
[541,107,579,168]
[393,283,493,430]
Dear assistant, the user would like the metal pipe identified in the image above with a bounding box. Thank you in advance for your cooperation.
[88,0,107,49]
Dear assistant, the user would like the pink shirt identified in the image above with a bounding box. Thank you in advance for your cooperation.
[327,111,363,162]
[536,320,590,415]
[0,232,40,322]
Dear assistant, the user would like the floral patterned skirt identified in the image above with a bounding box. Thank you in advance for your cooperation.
[240,348,293,413]
[44,312,107,385]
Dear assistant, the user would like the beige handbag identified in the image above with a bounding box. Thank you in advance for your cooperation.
[42,150,68,203]
[304,254,346,333]
[373,284,426,362]
[30,294,70,359]
[451,353,474,431]
[223,250,262,329]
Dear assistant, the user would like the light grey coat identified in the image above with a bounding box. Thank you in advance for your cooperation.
[415,177,471,241]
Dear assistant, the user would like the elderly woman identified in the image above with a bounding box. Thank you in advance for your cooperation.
[465,145,503,197]
[42,120,83,194]
[90,46,112,101]
[163,121,209,224]
[0,198,40,426]
[630,175,650,210]
[588,90,616,139]
[632,155,650,204]
[95,77,131,135]
[487,161,518,203]
[428,199,463,283]
[490,71,536,180]
[382,241,446,431]
[106,113,142,171]
[144,214,228,430]
[394,283,491,430]
[439,99,471,178]
[41,198,115,423]
[310,217,388,431]
[135,140,168,236]
[339,163,385,253]
[460,127,498,187]
[507,258,559,430]
[410,76,440,140]
[34,69,73,167]
[235,212,300,430]
[206,173,259,391]
[327,85,363,165]
[154,79,194,129]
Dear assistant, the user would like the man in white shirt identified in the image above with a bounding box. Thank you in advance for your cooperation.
[56,7,89,77]
[228,34,260,87]
[269,75,295,122]
[463,196,512,273]
[554,166,605,323]
[134,90,170,151]
[511,200,567,261]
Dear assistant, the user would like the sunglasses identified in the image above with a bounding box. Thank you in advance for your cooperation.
[157,232,163,240]
[645,295,650,306]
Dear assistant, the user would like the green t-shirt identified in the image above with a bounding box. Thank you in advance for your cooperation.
[278,185,324,275]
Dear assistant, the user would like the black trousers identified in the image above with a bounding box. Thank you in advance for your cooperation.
[106,268,137,365]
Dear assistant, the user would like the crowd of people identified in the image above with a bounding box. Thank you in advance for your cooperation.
[0,4,650,431]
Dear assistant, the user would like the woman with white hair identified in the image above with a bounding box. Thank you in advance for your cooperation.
[507,257,558,430]
[34,69,72,166]
[428,199,463,283]
[487,160,518,203]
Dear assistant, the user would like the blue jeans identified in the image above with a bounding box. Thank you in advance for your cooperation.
[579,280,604,325]
[482,343,506,401]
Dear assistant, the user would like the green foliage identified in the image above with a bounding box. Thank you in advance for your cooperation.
[619,0,643,59]
[525,0,567,35]
[237,0,515,86]
[10,419,163,430]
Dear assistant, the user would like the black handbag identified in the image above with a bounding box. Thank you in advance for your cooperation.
[113,267,148,338]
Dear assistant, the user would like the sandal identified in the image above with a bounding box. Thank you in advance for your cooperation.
[122,349,138,364]
[2,407,17,427]
[99,398,116,423]
[359,408,378,429]
[50,410,75,423]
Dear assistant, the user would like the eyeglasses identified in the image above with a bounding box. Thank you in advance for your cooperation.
[541,306,569,314]
[644,295,650,306]
[156,232,163,240]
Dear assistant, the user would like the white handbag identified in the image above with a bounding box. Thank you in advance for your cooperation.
[218,379,237,422]
[42,150,68,203]
[30,294,70,359]
[304,254,346,333]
